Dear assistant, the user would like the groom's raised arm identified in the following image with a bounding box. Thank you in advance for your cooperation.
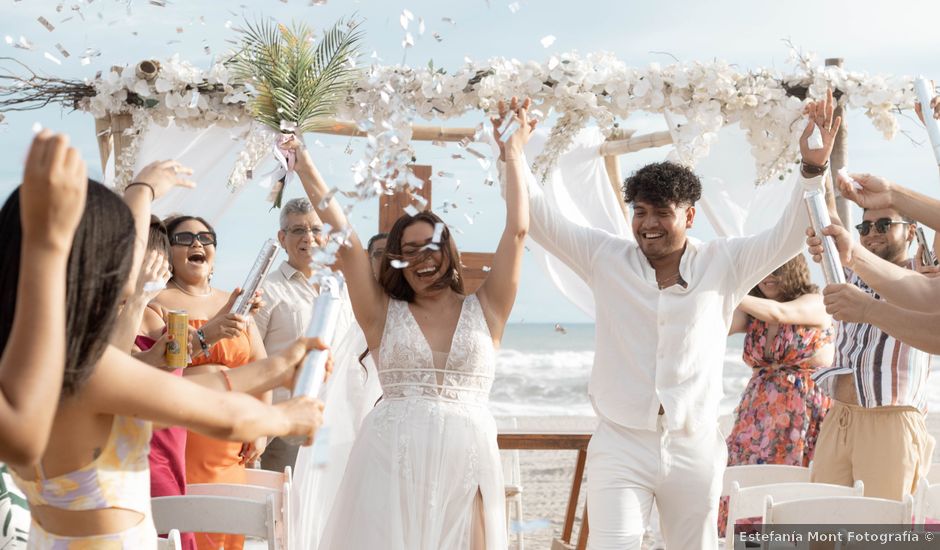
[497,156,612,285]
[725,89,840,302]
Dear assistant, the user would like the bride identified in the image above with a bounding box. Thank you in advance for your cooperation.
[288,98,535,550]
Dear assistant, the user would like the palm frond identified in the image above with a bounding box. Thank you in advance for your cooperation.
[230,17,363,134]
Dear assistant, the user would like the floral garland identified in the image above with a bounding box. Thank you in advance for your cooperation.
[75,50,923,190]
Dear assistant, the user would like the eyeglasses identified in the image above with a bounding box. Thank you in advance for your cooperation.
[284,225,322,237]
[855,218,910,236]
[170,231,217,247]
[369,249,384,260]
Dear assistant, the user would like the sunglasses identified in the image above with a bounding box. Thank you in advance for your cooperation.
[855,218,910,236]
[170,231,217,247]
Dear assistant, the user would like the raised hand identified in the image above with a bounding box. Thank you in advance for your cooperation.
[130,160,195,199]
[799,88,842,169]
[836,172,893,210]
[201,289,249,345]
[275,396,325,446]
[822,283,875,322]
[135,250,172,303]
[914,81,940,125]
[492,96,538,161]
[20,130,88,251]
[805,224,856,268]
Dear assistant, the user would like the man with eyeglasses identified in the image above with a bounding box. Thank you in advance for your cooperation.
[806,173,936,503]
[255,197,353,472]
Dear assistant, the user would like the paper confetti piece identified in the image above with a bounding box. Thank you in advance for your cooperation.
[402,32,414,48]
[540,35,556,48]
[44,51,62,65]
[432,222,445,243]
[432,32,442,42]
[37,16,55,32]
[404,204,419,217]
[14,36,34,50]
[31,122,43,133]
[508,2,521,13]
[390,259,410,269]
[54,43,70,57]
[442,17,456,25]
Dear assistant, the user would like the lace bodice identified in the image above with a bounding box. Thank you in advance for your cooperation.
[378,295,495,405]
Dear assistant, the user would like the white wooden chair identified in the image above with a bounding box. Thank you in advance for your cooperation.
[155,529,182,550]
[151,494,278,550]
[724,481,863,549]
[914,478,940,525]
[721,464,812,499]
[187,466,291,549]
[762,494,913,550]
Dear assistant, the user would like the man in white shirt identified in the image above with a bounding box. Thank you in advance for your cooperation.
[256,197,333,471]
[498,92,839,549]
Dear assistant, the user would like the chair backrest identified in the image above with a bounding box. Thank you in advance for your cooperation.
[726,481,863,541]
[764,494,914,526]
[151,494,277,548]
[186,482,288,549]
[914,478,940,524]
[244,468,289,491]
[721,464,811,497]
[155,529,182,550]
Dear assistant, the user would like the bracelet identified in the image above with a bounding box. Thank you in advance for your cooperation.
[800,160,829,177]
[195,328,210,357]
[220,369,234,391]
[125,182,156,200]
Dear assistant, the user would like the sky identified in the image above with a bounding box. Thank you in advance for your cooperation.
[0,0,938,323]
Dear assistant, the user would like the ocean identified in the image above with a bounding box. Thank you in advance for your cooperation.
[490,323,940,418]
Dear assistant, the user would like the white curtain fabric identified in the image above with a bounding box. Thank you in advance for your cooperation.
[290,320,382,550]
[104,122,264,224]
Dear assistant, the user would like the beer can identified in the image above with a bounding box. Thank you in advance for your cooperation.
[165,310,189,368]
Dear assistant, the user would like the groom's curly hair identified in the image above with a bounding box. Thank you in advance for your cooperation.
[623,161,702,208]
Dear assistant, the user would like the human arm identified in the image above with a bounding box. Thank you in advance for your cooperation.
[726,90,839,300]
[110,250,171,352]
[822,283,940,354]
[0,131,86,467]
[477,98,533,338]
[807,224,940,310]
[86,345,324,444]
[835,172,940,233]
[728,308,749,335]
[737,293,829,327]
[287,137,387,338]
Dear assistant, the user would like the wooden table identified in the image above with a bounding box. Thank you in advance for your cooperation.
[497,431,592,550]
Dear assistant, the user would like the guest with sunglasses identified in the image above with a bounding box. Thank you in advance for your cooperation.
[801,173,934,503]
[142,215,269,550]
[255,197,357,473]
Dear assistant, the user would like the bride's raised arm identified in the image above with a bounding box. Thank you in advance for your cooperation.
[477,97,534,342]
[286,138,388,341]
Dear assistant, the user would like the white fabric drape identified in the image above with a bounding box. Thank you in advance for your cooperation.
[104,122,265,223]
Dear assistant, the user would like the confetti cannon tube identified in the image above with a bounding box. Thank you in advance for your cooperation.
[914,77,940,167]
[231,239,280,317]
[804,189,846,285]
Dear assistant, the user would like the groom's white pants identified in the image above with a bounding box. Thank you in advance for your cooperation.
[586,414,726,550]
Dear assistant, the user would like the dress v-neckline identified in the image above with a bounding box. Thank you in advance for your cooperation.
[405,295,470,372]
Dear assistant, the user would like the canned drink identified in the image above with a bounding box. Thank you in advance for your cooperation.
[165,310,189,368]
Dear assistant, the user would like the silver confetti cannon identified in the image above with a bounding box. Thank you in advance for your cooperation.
[231,239,280,317]
[915,226,938,267]
[292,273,345,399]
[914,77,940,167]
[804,189,846,285]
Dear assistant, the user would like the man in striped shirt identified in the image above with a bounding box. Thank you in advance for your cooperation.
[810,199,934,500]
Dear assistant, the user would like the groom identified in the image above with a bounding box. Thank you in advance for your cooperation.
[496,91,839,549]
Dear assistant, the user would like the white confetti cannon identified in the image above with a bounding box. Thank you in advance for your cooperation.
[804,189,846,285]
[230,239,280,317]
[914,77,940,167]
[292,273,345,399]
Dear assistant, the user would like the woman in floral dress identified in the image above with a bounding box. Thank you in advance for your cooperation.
[718,254,834,537]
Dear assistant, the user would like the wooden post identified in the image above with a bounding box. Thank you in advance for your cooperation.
[826,57,852,228]
[94,117,112,174]
[603,154,629,221]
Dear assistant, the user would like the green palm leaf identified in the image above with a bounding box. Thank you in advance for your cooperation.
[230,17,363,135]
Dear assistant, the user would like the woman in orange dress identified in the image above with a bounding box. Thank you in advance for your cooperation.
[143,215,268,550]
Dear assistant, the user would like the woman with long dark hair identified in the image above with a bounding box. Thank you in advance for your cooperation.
[291,98,534,550]
[0,150,325,549]
[718,253,834,537]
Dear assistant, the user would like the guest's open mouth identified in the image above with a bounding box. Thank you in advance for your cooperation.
[416,265,438,278]
[187,252,207,265]
[641,231,664,241]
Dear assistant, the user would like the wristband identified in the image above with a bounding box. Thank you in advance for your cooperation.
[800,160,829,177]
[125,182,156,200]
[196,328,210,357]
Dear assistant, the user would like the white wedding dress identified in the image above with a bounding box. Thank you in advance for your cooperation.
[318,294,507,550]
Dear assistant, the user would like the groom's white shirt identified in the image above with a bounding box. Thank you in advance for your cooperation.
[500,158,824,433]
